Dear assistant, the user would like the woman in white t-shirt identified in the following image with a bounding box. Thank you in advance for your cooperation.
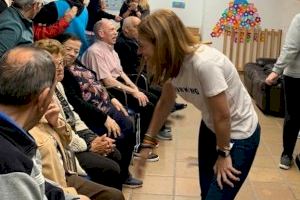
[135,9,260,200]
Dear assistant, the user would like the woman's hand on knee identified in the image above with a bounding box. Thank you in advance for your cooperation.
[213,155,241,190]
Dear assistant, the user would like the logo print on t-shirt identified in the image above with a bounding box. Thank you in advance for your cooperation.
[176,87,199,95]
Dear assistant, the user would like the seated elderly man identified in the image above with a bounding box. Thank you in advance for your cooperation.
[114,16,187,118]
[0,46,65,199]
[0,0,43,57]
[114,16,141,75]
[81,19,172,140]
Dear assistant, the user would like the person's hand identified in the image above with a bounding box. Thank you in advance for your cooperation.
[213,155,241,190]
[265,72,280,85]
[132,91,149,107]
[135,148,151,178]
[114,15,122,22]
[79,194,91,200]
[64,6,78,22]
[136,11,141,18]
[104,137,116,154]
[90,134,115,155]
[104,116,121,138]
[111,98,128,116]
[44,101,60,128]
[129,2,138,11]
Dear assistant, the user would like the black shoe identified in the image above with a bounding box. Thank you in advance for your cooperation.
[279,154,292,170]
[171,103,187,113]
[123,176,143,188]
[133,152,159,162]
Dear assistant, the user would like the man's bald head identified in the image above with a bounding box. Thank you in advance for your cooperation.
[122,16,141,39]
[0,46,56,105]
[94,19,118,45]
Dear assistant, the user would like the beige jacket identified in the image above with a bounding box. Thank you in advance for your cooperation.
[29,115,78,195]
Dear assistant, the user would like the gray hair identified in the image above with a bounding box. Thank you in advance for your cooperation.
[93,19,111,40]
[13,0,43,9]
[0,46,56,105]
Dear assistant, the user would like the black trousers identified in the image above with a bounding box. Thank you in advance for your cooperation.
[87,105,136,183]
[66,174,124,200]
[75,151,123,190]
[108,87,156,139]
[282,75,300,158]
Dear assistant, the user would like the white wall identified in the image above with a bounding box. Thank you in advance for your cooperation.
[107,0,299,51]
[201,0,285,50]
[147,0,291,50]
[148,0,204,28]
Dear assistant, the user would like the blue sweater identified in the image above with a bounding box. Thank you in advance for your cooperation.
[55,0,89,54]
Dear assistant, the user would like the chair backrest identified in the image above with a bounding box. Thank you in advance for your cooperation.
[223,27,282,71]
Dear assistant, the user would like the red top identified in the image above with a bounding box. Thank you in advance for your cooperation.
[34,18,70,41]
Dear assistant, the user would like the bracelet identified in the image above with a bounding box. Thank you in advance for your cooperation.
[143,138,156,146]
[140,143,155,149]
[144,133,158,143]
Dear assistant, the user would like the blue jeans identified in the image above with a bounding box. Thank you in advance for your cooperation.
[198,121,260,200]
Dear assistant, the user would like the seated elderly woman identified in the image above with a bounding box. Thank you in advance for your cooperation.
[55,33,154,188]
[29,39,125,200]
[34,38,126,190]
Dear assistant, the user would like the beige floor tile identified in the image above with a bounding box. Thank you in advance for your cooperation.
[252,182,295,200]
[256,142,271,156]
[176,149,198,162]
[248,167,284,182]
[176,138,198,151]
[132,176,174,195]
[280,167,300,183]
[289,182,300,200]
[235,181,256,200]
[252,155,277,168]
[264,141,283,157]
[174,196,201,200]
[142,157,175,177]
[175,161,199,179]
[131,193,173,200]
[175,178,200,196]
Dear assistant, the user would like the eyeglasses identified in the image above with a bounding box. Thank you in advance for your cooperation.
[64,46,80,55]
[54,59,64,68]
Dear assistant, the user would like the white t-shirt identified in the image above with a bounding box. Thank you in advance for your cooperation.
[172,45,258,139]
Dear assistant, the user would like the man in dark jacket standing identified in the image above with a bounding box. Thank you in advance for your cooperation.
[0,46,67,199]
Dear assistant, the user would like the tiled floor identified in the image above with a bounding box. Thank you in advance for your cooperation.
[123,97,300,200]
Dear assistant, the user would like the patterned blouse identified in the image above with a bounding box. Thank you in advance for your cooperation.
[68,63,111,113]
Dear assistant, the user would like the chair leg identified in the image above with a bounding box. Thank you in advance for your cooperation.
[131,113,141,165]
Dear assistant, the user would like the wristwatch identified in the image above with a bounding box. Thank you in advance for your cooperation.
[217,143,234,158]
[217,148,230,157]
